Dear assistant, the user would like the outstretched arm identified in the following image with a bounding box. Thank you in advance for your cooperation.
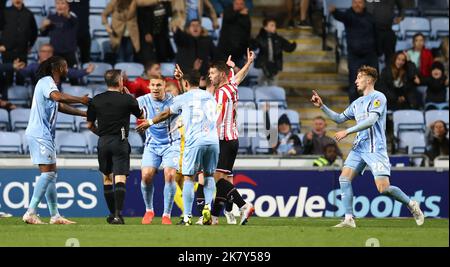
[335,113,379,142]
[311,90,349,124]
[50,91,90,105]
[135,108,172,133]
[58,103,87,117]
[232,48,255,86]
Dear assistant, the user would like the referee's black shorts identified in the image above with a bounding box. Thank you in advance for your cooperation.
[97,135,131,176]
[216,139,239,174]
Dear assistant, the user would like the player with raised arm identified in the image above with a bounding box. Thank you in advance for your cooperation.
[134,75,180,225]
[208,48,256,225]
[138,70,218,226]
[311,66,425,228]
[22,56,90,224]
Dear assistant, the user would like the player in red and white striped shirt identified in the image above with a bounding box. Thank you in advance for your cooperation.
[206,49,256,225]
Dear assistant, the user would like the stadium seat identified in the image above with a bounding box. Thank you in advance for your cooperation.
[90,0,107,14]
[201,17,217,39]
[7,86,31,106]
[238,136,252,154]
[418,0,449,17]
[130,115,137,129]
[56,132,89,154]
[62,86,93,97]
[56,112,75,131]
[247,63,263,86]
[392,110,425,137]
[0,109,9,131]
[398,131,426,154]
[254,86,287,109]
[93,86,107,96]
[160,62,175,77]
[241,108,266,135]
[89,15,109,38]
[0,132,23,154]
[238,86,255,102]
[251,135,271,154]
[17,130,29,154]
[82,62,113,83]
[21,0,46,15]
[425,110,449,127]
[399,17,430,39]
[83,131,99,154]
[10,108,31,131]
[395,39,413,52]
[44,0,55,14]
[430,17,449,40]
[128,131,144,154]
[322,0,352,16]
[114,63,144,79]
[75,114,89,132]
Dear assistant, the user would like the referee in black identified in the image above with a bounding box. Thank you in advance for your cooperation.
[87,69,143,224]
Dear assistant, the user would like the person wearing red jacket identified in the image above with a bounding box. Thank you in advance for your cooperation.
[407,33,434,78]
[124,61,161,98]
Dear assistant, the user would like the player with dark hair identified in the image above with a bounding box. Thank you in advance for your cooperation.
[22,56,90,224]
[311,65,425,228]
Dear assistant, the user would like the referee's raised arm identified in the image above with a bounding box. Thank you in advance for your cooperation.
[86,69,143,225]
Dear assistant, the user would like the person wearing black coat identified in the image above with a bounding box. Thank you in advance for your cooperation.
[329,0,378,103]
[69,0,91,64]
[136,0,174,64]
[376,51,421,110]
[216,0,251,64]
[251,18,296,83]
[174,19,215,77]
[0,0,37,86]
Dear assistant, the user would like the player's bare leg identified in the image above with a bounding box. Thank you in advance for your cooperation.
[375,177,424,226]
[141,167,157,224]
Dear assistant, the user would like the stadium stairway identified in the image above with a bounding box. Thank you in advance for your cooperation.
[252,0,353,154]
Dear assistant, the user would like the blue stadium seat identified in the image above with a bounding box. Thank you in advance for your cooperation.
[238,86,254,102]
[56,112,75,131]
[398,131,426,154]
[322,0,352,16]
[247,63,263,86]
[240,108,265,135]
[89,15,109,38]
[75,114,89,132]
[56,132,89,154]
[128,131,144,154]
[254,86,287,109]
[90,0,107,14]
[418,0,449,17]
[0,132,23,154]
[0,109,9,131]
[17,130,29,154]
[62,86,93,97]
[83,131,99,154]
[251,135,270,154]
[115,63,144,79]
[10,108,31,131]
[82,62,113,83]
[430,17,449,40]
[201,17,217,39]
[130,115,137,129]
[425,110,449,127]
[160,62,175,77]
[7,86,31,106]
[399,17,431,39]
[393,110,425,137]
[395,39,413,52]
[238,136,252,154]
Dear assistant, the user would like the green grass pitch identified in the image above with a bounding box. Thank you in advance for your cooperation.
[0,217,448,247]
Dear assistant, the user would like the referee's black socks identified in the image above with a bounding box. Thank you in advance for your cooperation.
[103,185,115,215]
[212,178,246,216]
[114,182,126,218]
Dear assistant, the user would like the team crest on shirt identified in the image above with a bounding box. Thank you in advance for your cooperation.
[373,99,381,108]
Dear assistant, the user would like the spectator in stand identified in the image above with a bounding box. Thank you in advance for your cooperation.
[329,0,378,102]
[123,60,162,98]
[210,0,253,16]
[287,0,311,28]
[434,37,449,76]
[174,19,215,77]
[313,143,340,167]
[251,18,297,85]
[407,33,434,79]
[376,51,421,110]
[426,120,449,165]
[272,114,303,155]
[0,0,38,86]
[18,44,95,86]
[102,0,140,63]
[366,0,404,66]
[69,0,91,64]
[41,0,79,69]
[303,116,342,157]
[136,0,174,63]
[0,59,26,100]
[422,61,449,110]
[170,0,219,32]
[216,0,251,64]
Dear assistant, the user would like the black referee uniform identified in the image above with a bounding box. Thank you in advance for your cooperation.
[87,89,142,224]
